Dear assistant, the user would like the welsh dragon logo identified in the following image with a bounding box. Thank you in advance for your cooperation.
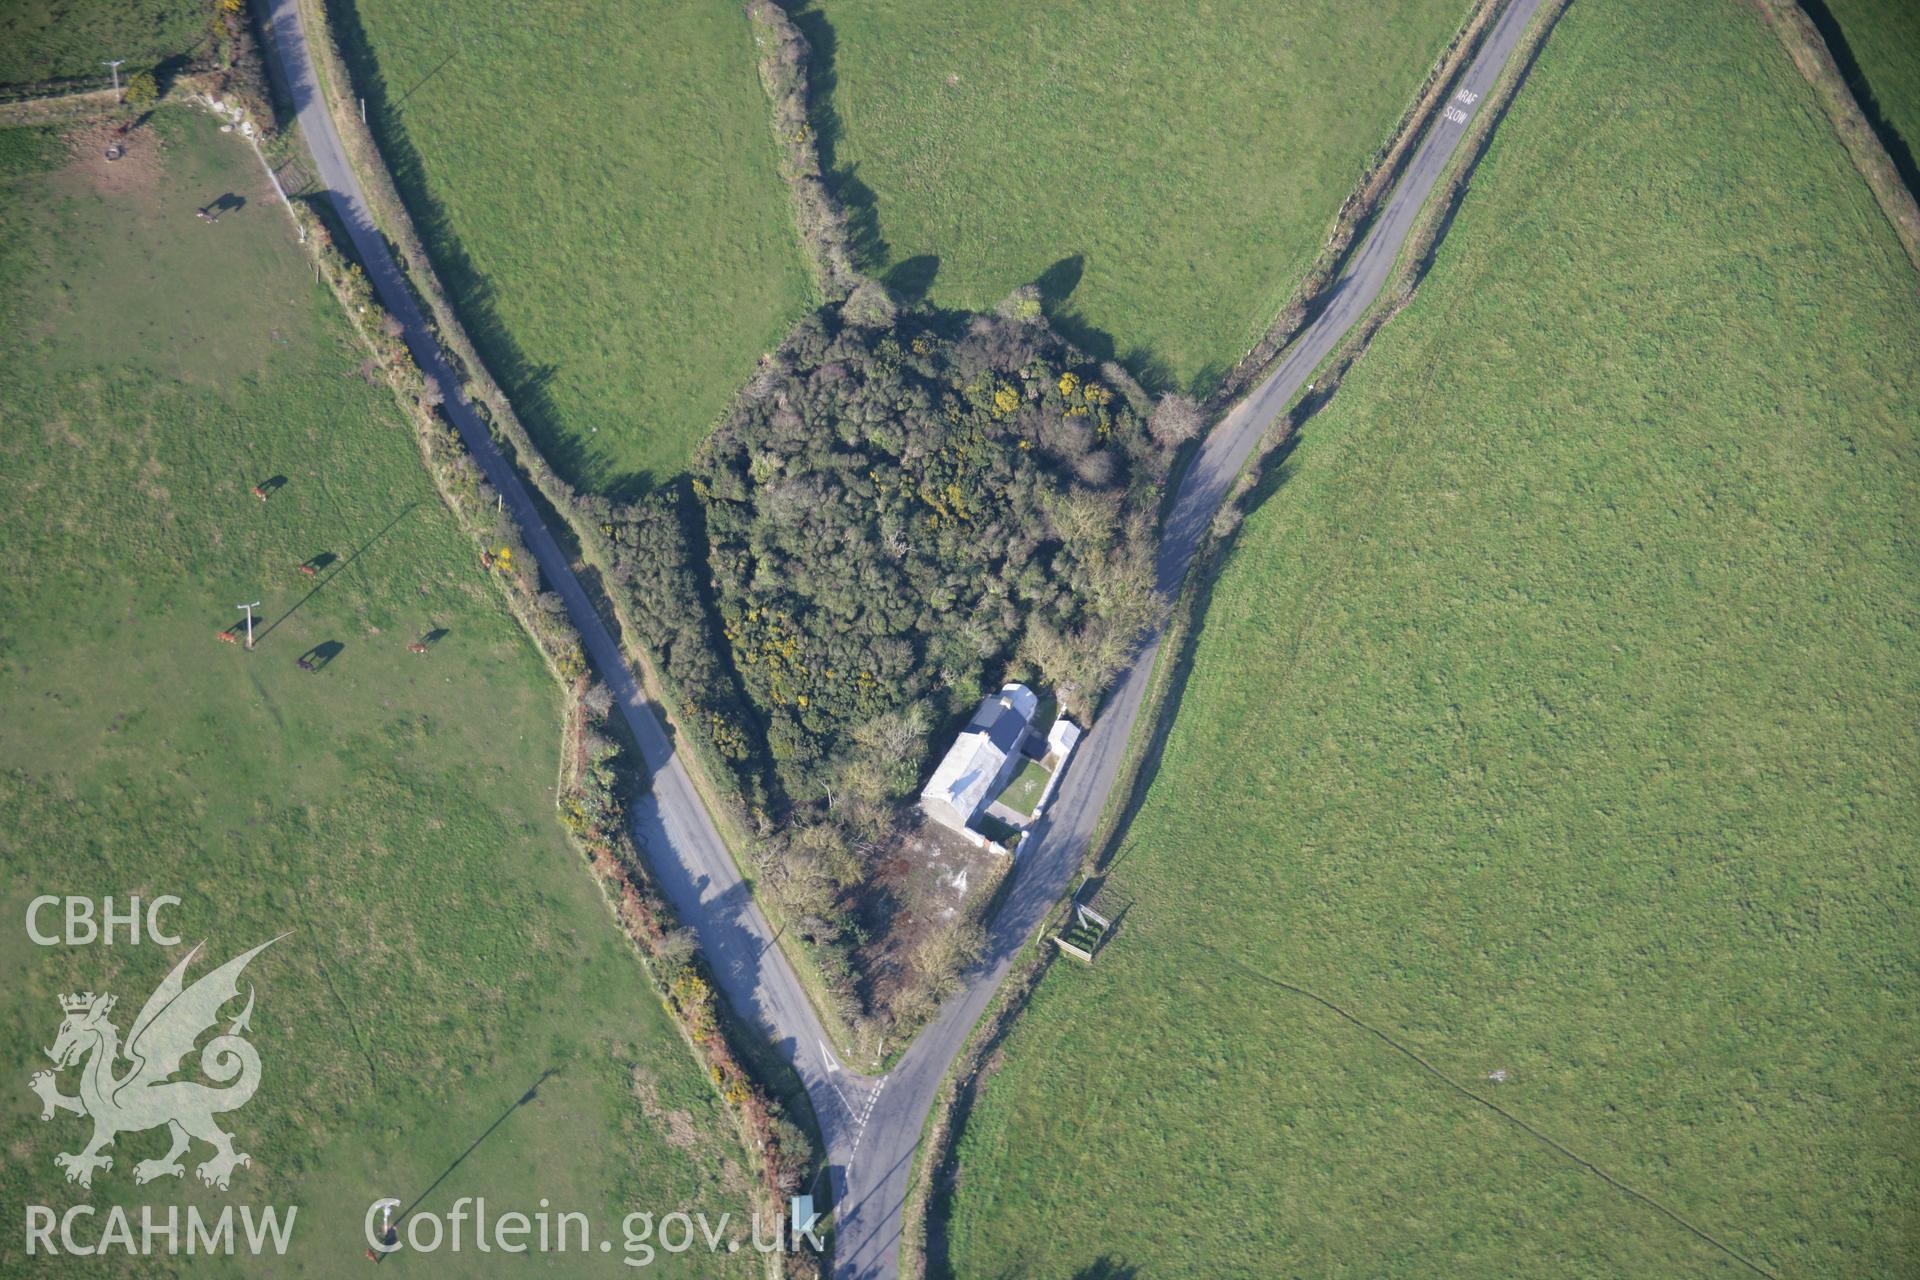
[28,936,283,1190]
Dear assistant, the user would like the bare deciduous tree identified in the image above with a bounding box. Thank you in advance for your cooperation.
[1149,392,1206,447]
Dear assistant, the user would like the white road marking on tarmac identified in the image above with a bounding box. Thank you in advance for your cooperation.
[846,1075,891,1170]
[817,1040,858,1116]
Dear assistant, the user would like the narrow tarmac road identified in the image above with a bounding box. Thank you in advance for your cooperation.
[263,0,1547,1273]
[834,2,1548,1274]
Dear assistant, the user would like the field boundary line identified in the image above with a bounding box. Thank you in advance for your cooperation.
[1206,0,1511,411]
[746,0,860,300]
[283,0,871,1066]
[0,61,220,107]
[0,72,225,124]
[1209,946,1783,1280]
[903,3,1575,1269]
[1757,0,1920,275]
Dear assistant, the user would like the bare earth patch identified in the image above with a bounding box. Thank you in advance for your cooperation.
[62,120,165,198]
[859,820,1007,1018]
[628,1065,699,1150]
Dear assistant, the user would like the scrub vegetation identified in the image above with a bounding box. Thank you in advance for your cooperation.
[941,2,1920,1275]
[0,108,753,1275]
[596,289,1178,1038]
[699,297,1164,795]
[0,0,211,88]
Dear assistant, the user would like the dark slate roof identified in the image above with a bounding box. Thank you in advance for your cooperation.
[968,698,1029,755]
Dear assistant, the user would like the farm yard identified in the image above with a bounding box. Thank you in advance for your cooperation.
[801,0,1474,396]
[0,107,753,1274]
[333,0,812,495]
[940,2,1919,1276]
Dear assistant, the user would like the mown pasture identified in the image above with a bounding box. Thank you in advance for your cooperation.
[334,0,812,494]
[942,2,1919,1275]
[803,0,1472,396]
[0,108,753,1275]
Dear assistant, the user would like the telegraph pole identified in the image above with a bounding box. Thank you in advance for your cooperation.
[237,601,261,650]
[102,59,125,102]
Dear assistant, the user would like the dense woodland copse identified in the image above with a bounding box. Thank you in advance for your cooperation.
[698,290,1167,798]
[587,289,1182,1037]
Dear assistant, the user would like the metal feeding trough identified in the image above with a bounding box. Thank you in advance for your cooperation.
[103,145,124,161]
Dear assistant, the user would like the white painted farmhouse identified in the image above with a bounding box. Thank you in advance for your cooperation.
[920,683,1039,833]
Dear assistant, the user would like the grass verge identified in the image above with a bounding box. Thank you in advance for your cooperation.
[326,0,812,494]
[1754,0,1920,272]
[1811,0,1920,172]
[280,0,873,1068]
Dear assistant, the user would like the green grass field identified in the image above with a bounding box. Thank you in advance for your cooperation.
[803,0,1470,396]
[1820,0,1920,164]
[0,108,752,1274]
[0,0,210,87]
[943,2,1919,1276]
[335,0,811,495]
[995,761,1051,819]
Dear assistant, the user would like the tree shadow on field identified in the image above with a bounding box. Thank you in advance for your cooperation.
[1032,253,1176,397]
[792,3,892,273]
[153,48,200,97]
[1034,253,1112,369]
[1796,0,1920,201]
[319,0,656,498]
[790,6,1191,396]
[883,253,939,301]
[399,1068,558,1223]
[1035,253,1083,309]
